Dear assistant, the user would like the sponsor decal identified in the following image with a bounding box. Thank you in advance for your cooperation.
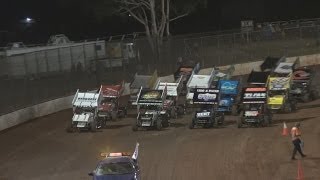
[198,93,216,101]
[243,92,267,99]
[142,91,161,99]
[196,112,211,117]
[245,87,267,92]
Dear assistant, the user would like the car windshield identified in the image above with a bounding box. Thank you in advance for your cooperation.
[95,162,135,175]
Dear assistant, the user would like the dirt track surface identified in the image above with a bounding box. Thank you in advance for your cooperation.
[0,99,320,180]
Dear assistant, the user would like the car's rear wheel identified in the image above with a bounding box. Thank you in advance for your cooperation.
[156,119,163,130]
[237,112,244,128]
[91,120,97,132]
[132,122,138,131]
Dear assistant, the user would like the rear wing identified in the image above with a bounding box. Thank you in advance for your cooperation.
[155,76,182,97]
[241,87,267,104]
[260,56,285,72]
[187,67,216,89]
[100,81,125,98]
[247,71,270,86]
[186,63,203,87]
[218,80,239,95]
[214,65,235,81]
[148,70,158,89]
[72,89,102,108]
[130,72,155,90]
[192,88,220,105]
[268,77,291,90]
[293,67,312,81]
[136,86,167,106]
[273,62,295,76]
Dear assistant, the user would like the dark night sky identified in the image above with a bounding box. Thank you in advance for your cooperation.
[0,0,319,43]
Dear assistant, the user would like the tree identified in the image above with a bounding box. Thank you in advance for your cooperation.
[112,0,206,57]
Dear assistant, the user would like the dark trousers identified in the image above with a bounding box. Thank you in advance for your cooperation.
[292,139,304,158]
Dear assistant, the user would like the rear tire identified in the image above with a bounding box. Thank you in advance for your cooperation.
[111,113,117,121]
[262,115,269,127]
[189,122,194,129]
[132,122,138,131]
[66,123,75,133]
[219,114,225,126]
[283,103,292,113]
[156,119,163,130]
[237,118,243,128]
[237,111,244,128]
[301,93,310,103]
[231,105,238,116]
[310,90,319,100]
[91,120,97,132]
[100,118,107,129]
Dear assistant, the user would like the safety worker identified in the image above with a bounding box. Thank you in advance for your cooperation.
[291,122,306,160]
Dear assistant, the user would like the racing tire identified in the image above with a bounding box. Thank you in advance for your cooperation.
[189,121,195,129]
[111,113,117,121]
[262,116,269,127]
[66,124,75,133]
[219,114,225,126]
[132,123,138,131]
[172,110,178,119]
[237,118,243,128]
[101,119,107,129]
[162,117,170,128]
[156,119,163,131]
[123,109,128,118]
[237,112,244,128]
[91,120,97,132]
[283,103,292,113]
[291,102,297,112]
[231,105,238,116]
[310,90,320,100]
[301,93,310,103]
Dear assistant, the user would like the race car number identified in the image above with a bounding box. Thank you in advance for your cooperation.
[196,112,210,117]
[244,111,259,116]
[142,122,151,126]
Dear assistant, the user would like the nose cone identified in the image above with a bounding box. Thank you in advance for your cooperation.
[268,95,284,105]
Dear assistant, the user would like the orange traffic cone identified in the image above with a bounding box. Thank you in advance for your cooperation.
[297,160,304,180]
[282,122,288,136]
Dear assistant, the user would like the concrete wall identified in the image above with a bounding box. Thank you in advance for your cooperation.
[203,54,320,76]
[0,95,73,131]
[1,54,320,131]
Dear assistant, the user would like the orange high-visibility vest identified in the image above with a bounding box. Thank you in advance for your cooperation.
[291,127,301,140]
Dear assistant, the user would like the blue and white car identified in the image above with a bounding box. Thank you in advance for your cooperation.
[89,143,140,180]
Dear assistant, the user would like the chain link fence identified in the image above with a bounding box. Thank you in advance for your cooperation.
[135,25,320,76]
[1,25,320,115]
